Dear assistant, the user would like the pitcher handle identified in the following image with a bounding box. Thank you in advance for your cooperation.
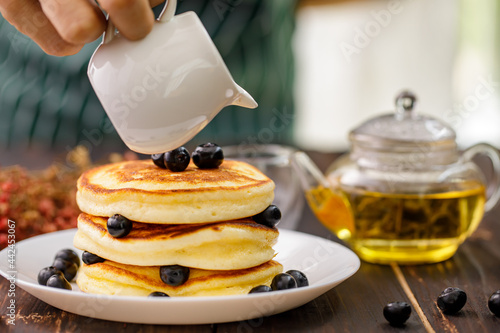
[462,143,500,212]
[103,0,177,44]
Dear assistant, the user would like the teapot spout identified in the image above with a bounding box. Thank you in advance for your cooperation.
[291,152,331,191]
[291,152,355,241]
[231,84,258,109]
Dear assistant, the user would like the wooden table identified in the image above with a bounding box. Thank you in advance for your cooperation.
[1,151,500,332]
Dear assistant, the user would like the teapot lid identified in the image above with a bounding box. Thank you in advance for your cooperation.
[349,91,458,167]
[350,91,456,150]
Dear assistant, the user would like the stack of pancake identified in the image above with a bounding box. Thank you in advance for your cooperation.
[73,159,283,297]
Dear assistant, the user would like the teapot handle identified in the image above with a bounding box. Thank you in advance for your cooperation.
[103,0,177,45]
[462,143,500,212]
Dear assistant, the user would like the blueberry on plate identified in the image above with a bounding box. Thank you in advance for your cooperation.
[38,266,62,286]
[192,143,224,169]
[46,273,72,290]
[160,265,190,287]
[148,292,170,297]
[151,153,166,168]
[52,258,78,282]
[82,251,106,265]
[437,287,467,314]
[271,273,297,291]
[54,248,80,268]
[107,214,133,238]
[164,147,190,172]
[488,290,500,317]
[249,285,272,294]
[383,302,411,326]
[286,270,309,287]
[252,205,281,228]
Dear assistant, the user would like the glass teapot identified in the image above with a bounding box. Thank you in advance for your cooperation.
[292,91,500,265]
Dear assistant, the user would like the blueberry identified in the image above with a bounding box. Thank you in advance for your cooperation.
[383,302,411,326]
[271,273,297,291]
[38,266,62,285]
[148,291,170,297]
[52,258,78,282]
[488,290,500,317]
[164,147,190,172]
[82,251,106,265]
[54,248,80,268]
[192,143,224,169]
[151,153,166,168]
[437,287,467,314]
[46,273,72,290]
[252,205,281,228]
[107,214,133,238]
[286,270,309,287]
[160,265,190,286]
[249,285,272,294]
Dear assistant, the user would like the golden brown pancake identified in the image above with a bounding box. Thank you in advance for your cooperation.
[73,213,279,270]
[77,260,283,297]
[76,160,274,224]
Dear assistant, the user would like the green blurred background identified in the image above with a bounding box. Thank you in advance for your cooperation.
[1,0,499,167]
[0,0,297,163]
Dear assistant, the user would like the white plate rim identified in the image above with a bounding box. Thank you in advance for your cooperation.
[0,228,360,324]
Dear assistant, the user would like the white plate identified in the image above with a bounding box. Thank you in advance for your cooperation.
[0,229,360,325]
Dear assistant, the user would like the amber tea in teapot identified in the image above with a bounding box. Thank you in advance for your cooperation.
[294,91,500,265]
[307,182,485,264]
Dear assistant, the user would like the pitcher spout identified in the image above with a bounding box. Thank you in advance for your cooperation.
[231,84,258,109]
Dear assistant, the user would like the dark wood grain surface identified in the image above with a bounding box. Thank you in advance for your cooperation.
[1,151,500,332]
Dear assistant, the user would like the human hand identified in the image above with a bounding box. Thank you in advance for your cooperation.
[0,0,165,56]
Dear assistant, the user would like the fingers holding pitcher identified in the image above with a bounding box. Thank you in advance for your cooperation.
[99,0,161,41]
[0,0,167,56]
[0,0,84,56]
[39,0,106,45]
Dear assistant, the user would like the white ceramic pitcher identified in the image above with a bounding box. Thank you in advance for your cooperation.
[87,0,257,154]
